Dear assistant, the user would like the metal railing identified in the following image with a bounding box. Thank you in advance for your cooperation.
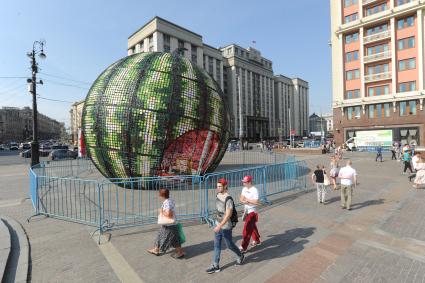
[364,50,391,63]
[28,158,308,236]
[364,71,391,83]
[364,30,391,44]
[363,0,381,5]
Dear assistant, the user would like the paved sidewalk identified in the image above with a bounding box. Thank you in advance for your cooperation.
[1,151,424,282]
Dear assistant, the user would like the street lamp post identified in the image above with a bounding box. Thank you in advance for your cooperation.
[27,40,46,167]
[236,73,243,149]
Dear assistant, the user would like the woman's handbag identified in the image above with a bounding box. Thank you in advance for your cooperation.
[323,170,330,186]
[177,223,186,244]
[157,213,175,225]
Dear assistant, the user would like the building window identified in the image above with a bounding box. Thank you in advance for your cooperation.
[208,56,214,74]
[398,58,416,71]
[367,85,389,97]
[345,13,358,24]
[191,45,197,63]
[347,107,353,120]
[398,81,416,92]
[346,69,360,80]
[409,100,417,115]
[398,36,415,50]
[397,16,415,29]
[163,34,170,44]
[345,50,359,62]
[365,3,388,17]
[369,104,375,118]
[367,63,389,75]
[163,34,171,53]
[345,32,359,44]
[148,35,153,44]
[400,101,407,116]
[397,0,413,5]
[346,89,360,99]
[366,43,389,55]
[354,106,361,119]
[366,24,388,36]
[384,103,390,117]
[376,104,382,118]
[344,0,358,7]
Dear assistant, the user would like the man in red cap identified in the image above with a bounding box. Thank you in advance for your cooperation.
[206,178,244,274]
[239,175,261,252]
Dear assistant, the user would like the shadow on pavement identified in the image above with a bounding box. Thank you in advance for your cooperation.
[325,196,340,205]
[183,235,243,259]
[221,227,315,270]
[351,199,384,210]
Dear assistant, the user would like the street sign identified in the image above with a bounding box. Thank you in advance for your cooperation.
[290,129,295,136]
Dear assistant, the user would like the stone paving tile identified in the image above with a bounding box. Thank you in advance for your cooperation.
[318,242,425,283]
[380,189,425,242]
[111,208,329,283]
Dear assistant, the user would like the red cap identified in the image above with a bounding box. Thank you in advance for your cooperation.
[217,178,228,186]
[242,175,253,183]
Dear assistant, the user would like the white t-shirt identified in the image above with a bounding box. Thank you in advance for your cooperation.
[241,186,259,213]
[338,166,357,186]
[412,155,420,170]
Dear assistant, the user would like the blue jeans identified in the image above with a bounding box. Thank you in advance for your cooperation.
[213,228,241,266]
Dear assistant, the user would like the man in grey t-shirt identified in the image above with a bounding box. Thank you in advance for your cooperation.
[206,178,244,274]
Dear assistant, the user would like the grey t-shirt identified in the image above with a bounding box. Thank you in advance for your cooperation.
[215,193,234,230]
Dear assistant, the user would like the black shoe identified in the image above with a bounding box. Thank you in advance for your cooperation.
[206,265,221,274]
[236,254,245,265]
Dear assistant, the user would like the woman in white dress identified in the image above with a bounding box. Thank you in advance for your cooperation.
[413,155,425,189]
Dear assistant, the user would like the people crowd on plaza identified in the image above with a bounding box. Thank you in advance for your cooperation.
[147,175,262,274]
[146,141,424,273]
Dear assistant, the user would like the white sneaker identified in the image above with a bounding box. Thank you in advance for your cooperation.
[239,246,247,253]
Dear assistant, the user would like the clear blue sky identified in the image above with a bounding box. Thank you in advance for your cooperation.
[0,0,331,128]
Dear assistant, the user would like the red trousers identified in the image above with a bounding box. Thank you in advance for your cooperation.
[241,212,260,250]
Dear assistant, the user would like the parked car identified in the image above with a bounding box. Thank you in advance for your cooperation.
[20,149,31,158]
[19,143,31,150]
[39,144,52,157]
[0,144,4,150]
[9,142,19,150]
[49,149,78,160]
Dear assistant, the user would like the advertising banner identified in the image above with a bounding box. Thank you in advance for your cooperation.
[355,130,393,147]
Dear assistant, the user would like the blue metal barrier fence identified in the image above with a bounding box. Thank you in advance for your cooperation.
[29,159,308,235]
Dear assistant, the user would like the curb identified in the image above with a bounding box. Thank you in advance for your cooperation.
[1,216,30,283]
[0,217,11,279]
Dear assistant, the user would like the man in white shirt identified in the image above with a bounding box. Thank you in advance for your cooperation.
[239,175,261,253]
[338,160,358,211]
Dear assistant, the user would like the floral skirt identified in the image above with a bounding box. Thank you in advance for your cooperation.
[154,224,180,252]
[414,169,425,185]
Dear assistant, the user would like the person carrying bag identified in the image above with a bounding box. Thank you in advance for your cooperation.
[147,188,185,259]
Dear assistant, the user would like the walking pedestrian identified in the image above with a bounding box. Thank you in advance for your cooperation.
[376,144,383,162]
[147,188,185,258]
[329,156,340,190]
[413,154,425,189]
[402,147,413,175]
[391,143,397,160]
[239,175,261,253]
[409,151,421,181]
[338,160,358,211]
[312,164,327,203]
[396,143,402,161]
[206,178,244,274]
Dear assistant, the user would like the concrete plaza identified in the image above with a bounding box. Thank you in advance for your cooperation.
[1,150,425,282]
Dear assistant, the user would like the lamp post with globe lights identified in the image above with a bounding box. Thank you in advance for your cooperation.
[27,40,46,167]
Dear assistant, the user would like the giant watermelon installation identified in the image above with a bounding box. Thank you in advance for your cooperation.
[82,52,230,179]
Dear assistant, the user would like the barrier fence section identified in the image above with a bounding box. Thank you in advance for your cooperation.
[29,160,308,234]
[355,146,391,152]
